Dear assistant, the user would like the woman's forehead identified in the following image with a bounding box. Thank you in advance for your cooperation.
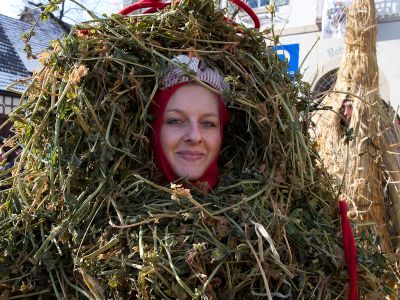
[165,84,220,114]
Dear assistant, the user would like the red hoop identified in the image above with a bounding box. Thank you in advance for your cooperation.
[229,0,260,28]
[118,0,171,15]
[118,0,260,29]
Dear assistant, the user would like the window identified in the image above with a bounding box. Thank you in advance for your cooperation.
[375,0,400,19]
[313,68,338,100]
[247,0,289,9]
[0,94,20,114]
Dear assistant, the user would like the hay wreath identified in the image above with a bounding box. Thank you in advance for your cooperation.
[0,0,398,298]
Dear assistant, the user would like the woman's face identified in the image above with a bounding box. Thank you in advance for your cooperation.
[160,84,221,180]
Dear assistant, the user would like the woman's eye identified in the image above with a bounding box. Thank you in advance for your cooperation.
[202,121,217,128]
[166,118,183,125]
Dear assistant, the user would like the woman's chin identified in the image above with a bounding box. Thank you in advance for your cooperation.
[175,170,204,181]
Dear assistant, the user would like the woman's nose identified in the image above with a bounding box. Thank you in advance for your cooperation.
[184,122,202,144]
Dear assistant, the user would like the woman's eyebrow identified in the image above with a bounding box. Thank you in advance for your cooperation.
[202,112,219,118]
[164,109,218,118]
[164,109,184,113]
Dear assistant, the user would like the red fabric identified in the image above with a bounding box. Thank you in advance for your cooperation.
[149,83,229,189]
[339,199,358,300]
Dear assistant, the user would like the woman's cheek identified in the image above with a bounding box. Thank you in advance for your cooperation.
[205,130,221,153]
[161,127,183,151]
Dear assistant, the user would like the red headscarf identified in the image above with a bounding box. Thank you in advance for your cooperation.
[149,82,229,189]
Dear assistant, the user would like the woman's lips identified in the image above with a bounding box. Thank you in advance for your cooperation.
[176,150,205,162]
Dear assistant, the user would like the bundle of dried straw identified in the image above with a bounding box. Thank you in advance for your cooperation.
[312,0,400,257]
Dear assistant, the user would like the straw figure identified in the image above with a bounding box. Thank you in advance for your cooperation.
[312,0,400,258]
[0,0,398,298]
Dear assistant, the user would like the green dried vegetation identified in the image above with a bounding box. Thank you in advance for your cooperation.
[0,0,397,299]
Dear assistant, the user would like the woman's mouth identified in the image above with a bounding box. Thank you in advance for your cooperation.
[176,150,205,162]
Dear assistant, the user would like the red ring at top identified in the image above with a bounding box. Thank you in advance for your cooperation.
[118,0,170,15]
[118,0,260,29]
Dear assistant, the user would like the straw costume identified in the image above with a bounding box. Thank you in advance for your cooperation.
[0,0,398,299]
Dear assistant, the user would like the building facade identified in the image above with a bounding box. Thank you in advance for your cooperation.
[237,0,400,110]
[0,9,66,137]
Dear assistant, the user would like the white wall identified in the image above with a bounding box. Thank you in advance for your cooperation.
[244,0,400,110]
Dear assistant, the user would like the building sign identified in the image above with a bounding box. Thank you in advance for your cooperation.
[327,45,344,58]
[274,43,300,76]
[321,0,352,39]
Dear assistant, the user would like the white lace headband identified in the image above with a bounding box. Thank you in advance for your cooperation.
[160,55,230,103]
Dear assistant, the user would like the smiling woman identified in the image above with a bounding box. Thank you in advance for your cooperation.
[150,55,230,188]
[161,84,221,179]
